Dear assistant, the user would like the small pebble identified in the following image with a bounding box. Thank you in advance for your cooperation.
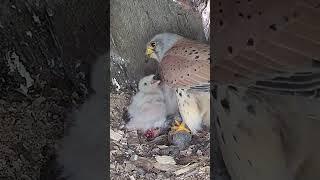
[169,131,192,150]
[0,159,6,170]
[136,168,146,175]
[130,154,138,161]
[196,149,203,156]
[151,147,160,154]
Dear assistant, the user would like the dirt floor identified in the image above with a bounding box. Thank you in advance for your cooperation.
[110,89,210,180]
[0,48,88,180]
[0,1,106,179]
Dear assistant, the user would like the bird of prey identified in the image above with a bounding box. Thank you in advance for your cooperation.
[145,33,210,134]
[126,74,178,139]
[210,0,320,180]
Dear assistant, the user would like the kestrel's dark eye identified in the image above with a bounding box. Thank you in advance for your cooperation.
[144,83,147,86]
[150,42,156,47]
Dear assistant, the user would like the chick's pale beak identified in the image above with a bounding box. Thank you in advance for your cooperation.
[146,46,154,58]
[151,79,161,85]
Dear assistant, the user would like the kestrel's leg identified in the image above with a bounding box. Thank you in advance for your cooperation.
[172,88,202,134]
[169,114,192,149]
[171,117,191,133]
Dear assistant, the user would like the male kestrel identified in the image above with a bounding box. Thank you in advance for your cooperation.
[145,33,210,134]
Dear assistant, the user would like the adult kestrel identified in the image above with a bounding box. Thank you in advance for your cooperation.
[145,33,210,134]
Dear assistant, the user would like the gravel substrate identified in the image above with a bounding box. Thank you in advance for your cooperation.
[110,90,210,180]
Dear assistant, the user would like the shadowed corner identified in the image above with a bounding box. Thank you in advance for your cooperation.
[122,107,131,124]
[55,55,108,180]
[40,152,66,180]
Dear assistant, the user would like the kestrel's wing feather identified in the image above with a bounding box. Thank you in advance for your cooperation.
[160,39,210,91]
[211,1,320,180]
[213,0,320,97]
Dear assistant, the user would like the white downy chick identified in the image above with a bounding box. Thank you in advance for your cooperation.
[126,74,176,138]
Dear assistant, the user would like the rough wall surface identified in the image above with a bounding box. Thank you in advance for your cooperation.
[0,0,107,179]
[110,0,206,89]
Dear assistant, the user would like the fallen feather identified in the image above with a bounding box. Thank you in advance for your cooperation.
[153,162,178,172]
[174,163,200,176]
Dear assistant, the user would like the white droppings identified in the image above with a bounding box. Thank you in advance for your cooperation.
[110,129,123,141]
[26,31,32,37]
[75,63,81,69]
[5,51,34,92]
[155,155,176,165]
[110,50,126,65]
[32,14,41,24]
[112,78,121,91]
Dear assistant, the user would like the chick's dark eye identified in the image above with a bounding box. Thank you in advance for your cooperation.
[150,42,156,47]
[144,83,147,86]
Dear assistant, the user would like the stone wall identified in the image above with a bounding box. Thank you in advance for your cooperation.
[110,0,206,89]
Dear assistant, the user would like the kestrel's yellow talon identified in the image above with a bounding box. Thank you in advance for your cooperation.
[172,118,182,129]
[171,120,191,133]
